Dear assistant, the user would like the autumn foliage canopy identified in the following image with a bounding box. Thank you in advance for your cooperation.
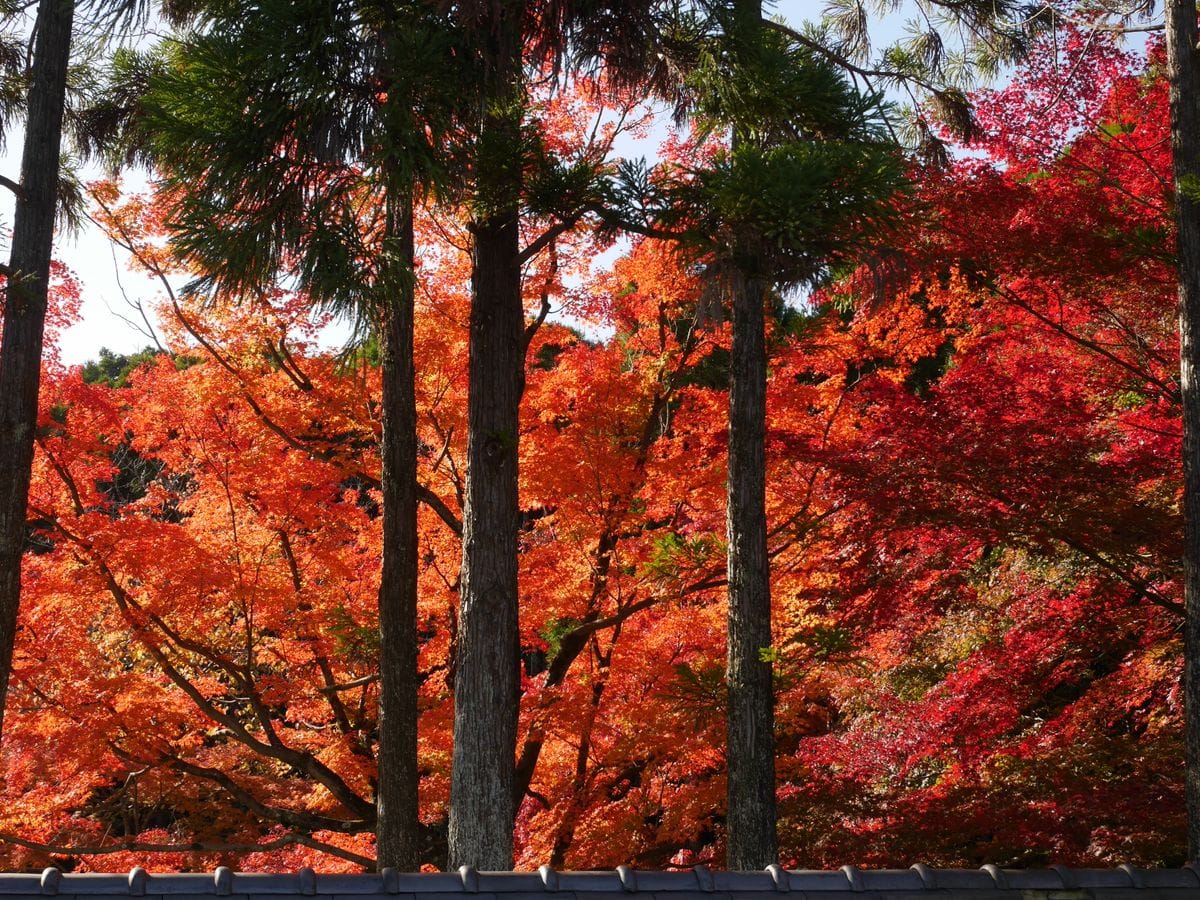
[0,34,1187,871]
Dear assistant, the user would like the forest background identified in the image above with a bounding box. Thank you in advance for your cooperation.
[0,0,1191,877]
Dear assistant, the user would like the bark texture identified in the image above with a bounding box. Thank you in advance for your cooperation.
[375,192,420,871]
[0,0,74,740]
[1165,0,1200,864]
[725,267,777,869]
[448,30,524,857]
[723,0,777,863]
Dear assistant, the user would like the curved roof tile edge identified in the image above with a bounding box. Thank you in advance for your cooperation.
[0,865,1194,895]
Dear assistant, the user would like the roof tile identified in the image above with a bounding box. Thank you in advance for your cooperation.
[473,875,542,894]
[1136,871,1200,889]
[40,871,60,898]
[48,874,130,894]
[313,876,387,896]
[711,872,773,893]
[0,864,1195,900]
[144,876,213,895]
[785,871,856,892]
[1069,871,1138,889]
[923,870,996,891]
[556,872,622,892]
[634,872,695,892]
[997,869,1065,890]
[389,875,461,894]
[857,870,924,892]
[230,875,314,895]
[650,891,734,900]
[536,867,557,893]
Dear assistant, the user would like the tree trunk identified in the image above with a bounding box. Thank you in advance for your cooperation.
[1164,0,1200,864]
[448,36,524,861]
[375,189,420,872]
[723,0,777,863]
[0,0,75,740]
[725,264,777,869]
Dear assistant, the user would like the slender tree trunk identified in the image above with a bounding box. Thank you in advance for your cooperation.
[448,209,522,871]
[448,29,524,863]
[723,0,777,863]
[1164,0,1200,864]
[375,188,420,871]
[0,0,75,740]
[725,263,777,869]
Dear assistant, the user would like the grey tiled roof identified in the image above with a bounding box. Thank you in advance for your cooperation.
[1,866,1199,900]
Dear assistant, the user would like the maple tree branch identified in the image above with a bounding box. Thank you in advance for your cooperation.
[417,483,463,535]
[549,639,612,866]
[276,530,355,733]
[0,831,373,868]
[525,241,557,351]
[171,270,463,537]
[151,631,373,819]
[164,757,371,835]
[206,472,288,750]
[768,504,844,557]
[514,312,718,806]
[1086,296,1176,376]
[567,596,659,645]
[429,421,456,478]
[93,192,462,540]
[1051,531,1183,616]
[313,656,356,734]
[114,584,264,702]
[277,529,304,593]
[514,592,659,805]
[89,193,193,335]
[426,410,466,510]
[267,339,314,392]
[348,466,458,524]
[276,336,316,390]
[319,673,380,693]
[951,480,1183,616]
[681,570,727,595]
[525,292,552,351]
[289,834,375,869]
[987,279,1181,403]
[42,524,376,823]
[35,436,84,516]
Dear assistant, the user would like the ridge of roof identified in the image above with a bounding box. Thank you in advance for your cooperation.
[0,865,1197,897]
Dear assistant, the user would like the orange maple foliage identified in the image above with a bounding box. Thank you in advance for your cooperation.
[0,41,1188,871]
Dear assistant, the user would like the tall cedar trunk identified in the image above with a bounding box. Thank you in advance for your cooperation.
[375,189,420,871]
[1165,0,1200,863]
[448,211,522,871]
[0,0,74,740]
[448,28,523,867]
[725,264,777,869]
[723,0,777,865]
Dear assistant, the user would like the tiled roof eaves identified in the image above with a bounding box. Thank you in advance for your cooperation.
[0,865,1196,899]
